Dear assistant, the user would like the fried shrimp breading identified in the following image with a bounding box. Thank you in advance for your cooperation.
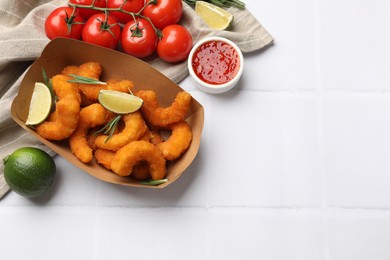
[136,90,192,128]
[78,61,102,79]
[67,62,133,102]
[69,104,108,163]
[61,65,79,76]
[111,141,166,180]
[95,148,150,180]
[51,74,81,102]
[79,79,134,102]
[106,79,134,93]
[36,75,81,141]
[158,121,193,161]
[94,111,147,151]
[132,162,150,180]
[95,148,115,170]
[76,62,104,102]
[139,128,164,145]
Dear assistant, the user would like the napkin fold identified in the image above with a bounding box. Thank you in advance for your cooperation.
[0,0,274,199]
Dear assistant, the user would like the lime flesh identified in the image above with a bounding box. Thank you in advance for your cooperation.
[195,1,234,30]
[25,82,52,126]
[98,90,143,114]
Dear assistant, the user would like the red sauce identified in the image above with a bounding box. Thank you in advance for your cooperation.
[191,40,240,85]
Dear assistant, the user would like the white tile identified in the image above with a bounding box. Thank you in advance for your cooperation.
[327,211,390,260]
[244,0,317,91]
[210,208,325,260]
[323,95,390,207]
[96,207,209,260]
[319,0,390,91]
[0,206,97,259]
[207,91,322,207]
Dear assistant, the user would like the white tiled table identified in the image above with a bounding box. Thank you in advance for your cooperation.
[2,0,390,259]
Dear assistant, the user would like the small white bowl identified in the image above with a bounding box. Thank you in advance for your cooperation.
[188,36,244,94]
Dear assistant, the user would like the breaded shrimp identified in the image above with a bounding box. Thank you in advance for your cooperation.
[94,111,147,151]
[71,62,133,102]
[69,104,108,163]
[61,65,79,76]
[136,90,192,128]
[106,79,134,93]
[36,75,81,141]
[94,148,115,170]
[111,141,166,180]
[157,121,193,161]
[95,148,151,180]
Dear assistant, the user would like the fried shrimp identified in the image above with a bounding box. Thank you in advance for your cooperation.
[139,128,164,145]
[78,61,102,79]
[61,65,79,76]
[94,111,147,151]
[67,62,133,102]
[111,141,166,180]
[158,121,193,161]
[95,148,115,170]
[95,148,150,180]
[136,90,192,128]
[69,104,108,163]
[106,79,134,93]
[36,75,81,141]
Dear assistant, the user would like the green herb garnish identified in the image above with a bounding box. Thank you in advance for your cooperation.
[139,179,168,186]
[41,67,57,102]
[67,74,107,85]
[94,115,121,143]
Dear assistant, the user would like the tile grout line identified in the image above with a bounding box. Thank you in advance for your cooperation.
[313,0,331,259]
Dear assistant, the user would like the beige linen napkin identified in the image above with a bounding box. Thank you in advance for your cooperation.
[0,0,273,199]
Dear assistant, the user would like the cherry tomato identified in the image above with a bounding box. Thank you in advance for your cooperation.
[107,0,145,24]
[121,18,158,58]
[45,7,84,40]
[69,0,107,19]
[157,24,192,63]
[142,0,182,29]
[82,13,121,49]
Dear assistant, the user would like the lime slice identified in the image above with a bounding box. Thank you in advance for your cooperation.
[195,1,234,30]
[25,82,52,126]
[98,90,143,114]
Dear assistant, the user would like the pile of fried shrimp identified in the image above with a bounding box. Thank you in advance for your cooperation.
[34,61,193,181]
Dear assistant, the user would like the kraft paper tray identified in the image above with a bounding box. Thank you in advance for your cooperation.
[11,38,204,189]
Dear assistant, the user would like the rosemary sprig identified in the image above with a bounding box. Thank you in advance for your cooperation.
[67,74,107,85]
[94,115,122,143]
[139,179,168,186]
[41,67,57,102]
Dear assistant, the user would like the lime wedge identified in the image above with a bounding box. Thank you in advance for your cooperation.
[195,1,234,30]
[98,90,143,114]
[25,82,52,126]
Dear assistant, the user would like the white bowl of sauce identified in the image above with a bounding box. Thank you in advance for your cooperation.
[188,36,244,94]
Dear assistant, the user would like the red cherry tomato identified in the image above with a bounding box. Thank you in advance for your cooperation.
[157,24,192,63]
[107,0,145,24]
[45,7,84,40]
[142,0,182,29]
[121,18,158,58]
[82,13,121,49]
[69,0,107,19]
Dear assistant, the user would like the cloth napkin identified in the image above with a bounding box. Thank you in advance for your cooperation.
[0,0,274,199]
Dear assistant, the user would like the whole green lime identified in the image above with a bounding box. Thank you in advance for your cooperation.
[3,147,56,198]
